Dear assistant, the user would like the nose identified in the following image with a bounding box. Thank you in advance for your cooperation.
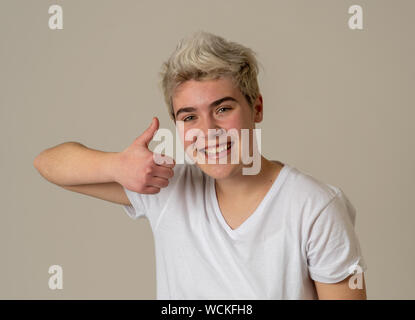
[198,115,224,146]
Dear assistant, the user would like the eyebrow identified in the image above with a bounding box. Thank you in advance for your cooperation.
[175,96,238,119]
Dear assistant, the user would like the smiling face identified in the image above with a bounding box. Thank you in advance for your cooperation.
[172,76,263,180]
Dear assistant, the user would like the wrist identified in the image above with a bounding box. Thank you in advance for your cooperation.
[105,151,122,183]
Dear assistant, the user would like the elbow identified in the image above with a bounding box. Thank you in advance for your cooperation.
[33,153,42,171]
[33,152,56,185]
[33,150,46,172]
[33,145,55,171]
[33,150,50,178]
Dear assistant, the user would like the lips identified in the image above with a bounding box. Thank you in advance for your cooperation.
[198,141,234,157]
[198,142,231,153]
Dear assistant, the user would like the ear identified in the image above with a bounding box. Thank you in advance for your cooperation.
[253,94,263,123]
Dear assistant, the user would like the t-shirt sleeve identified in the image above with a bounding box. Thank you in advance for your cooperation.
[122,186,146,220]
[121,164,185,227]
[306,188,367,283]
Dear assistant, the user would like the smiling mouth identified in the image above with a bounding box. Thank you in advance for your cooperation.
[198,141,234,157]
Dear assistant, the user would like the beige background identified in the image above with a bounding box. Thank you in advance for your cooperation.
[1,0,414,299]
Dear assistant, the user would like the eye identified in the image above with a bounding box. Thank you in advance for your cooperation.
[183,115,195,122]
[217,106,232,114]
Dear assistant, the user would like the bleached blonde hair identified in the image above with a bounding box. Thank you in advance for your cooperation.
[159,31,261,121]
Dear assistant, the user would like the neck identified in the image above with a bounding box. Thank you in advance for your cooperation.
[215,156,283,199]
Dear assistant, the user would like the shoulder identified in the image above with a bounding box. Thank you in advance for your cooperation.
[285,164,340,206]
[283,164,354,223]
[279,165,359,251]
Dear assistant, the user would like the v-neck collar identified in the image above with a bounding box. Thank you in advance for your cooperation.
[208,161,292,240]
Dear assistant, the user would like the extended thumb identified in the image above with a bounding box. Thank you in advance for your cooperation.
[138,117,159,146]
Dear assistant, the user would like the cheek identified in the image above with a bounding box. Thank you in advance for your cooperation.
[183,139,194,151]
[222,114,255,150]
[179,127,200,151]
[222,113,244,130]
[221,113,252,141]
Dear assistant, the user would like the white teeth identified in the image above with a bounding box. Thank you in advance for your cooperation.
[203,143,230,155]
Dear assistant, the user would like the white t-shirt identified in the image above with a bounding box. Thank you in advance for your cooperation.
[122,162,367,299]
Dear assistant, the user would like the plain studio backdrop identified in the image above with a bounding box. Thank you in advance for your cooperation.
[1,0,414,299]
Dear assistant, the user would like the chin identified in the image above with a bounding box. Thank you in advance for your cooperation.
[197,163,241,180]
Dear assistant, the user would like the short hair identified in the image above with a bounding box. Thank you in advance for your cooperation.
[158,30,261,121]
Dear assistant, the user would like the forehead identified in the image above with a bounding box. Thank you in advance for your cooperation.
[172,77,241,111]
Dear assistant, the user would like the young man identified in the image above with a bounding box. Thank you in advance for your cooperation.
[34,31,367,299]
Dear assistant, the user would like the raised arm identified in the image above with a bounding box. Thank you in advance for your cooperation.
[33,117,175,205]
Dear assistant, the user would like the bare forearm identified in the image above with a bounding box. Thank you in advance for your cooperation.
[33,142,119,186]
